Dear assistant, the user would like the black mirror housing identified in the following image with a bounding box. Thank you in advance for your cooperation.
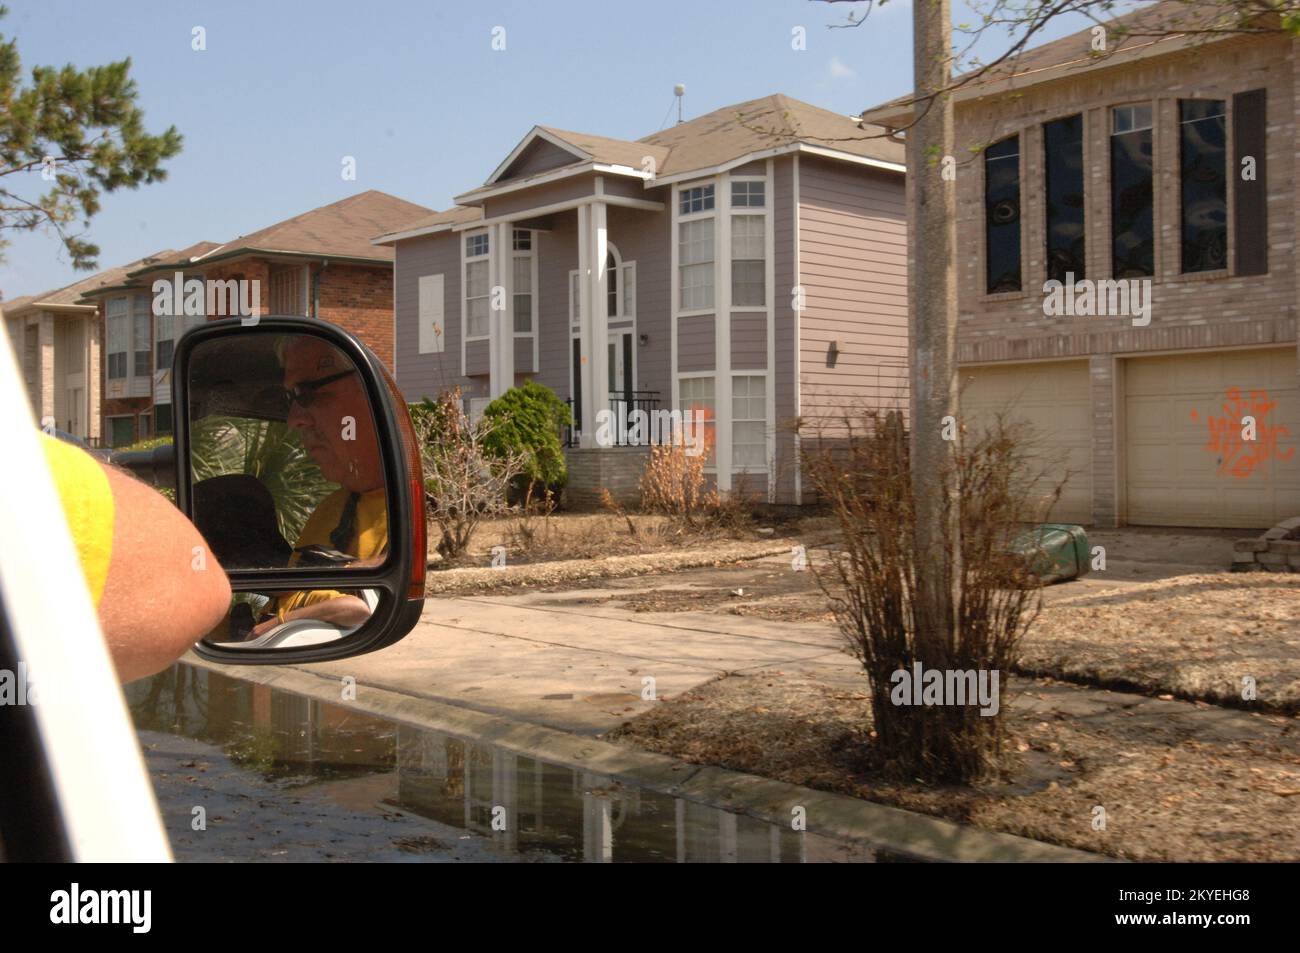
[173,316,426,664]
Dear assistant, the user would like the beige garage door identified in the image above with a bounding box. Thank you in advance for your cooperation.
[960,361,1093,524]
[1125,348,1300,528]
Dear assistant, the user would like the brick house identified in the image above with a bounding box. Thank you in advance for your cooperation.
[375,94,907,504]
[77,190,432,445]
[2,253,178,443]
[862,1,1299,528]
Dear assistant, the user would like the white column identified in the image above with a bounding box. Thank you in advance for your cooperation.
[589,200,610,442]
[497,221,515,394]
[577,204,595,445]
[716,175,733,491]
[488,221,515,398]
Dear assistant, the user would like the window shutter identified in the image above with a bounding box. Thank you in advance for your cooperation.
[569,270,580,326]
[418,274,445,354]
[1233,88,1267,276]
[623,262,636,319]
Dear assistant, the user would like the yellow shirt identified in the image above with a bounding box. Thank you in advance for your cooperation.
[40,433,114,605]
[274,487,387,620]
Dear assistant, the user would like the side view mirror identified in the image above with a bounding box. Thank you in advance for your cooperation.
[173,316,426,664]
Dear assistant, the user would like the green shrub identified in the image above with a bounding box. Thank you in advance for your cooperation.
[479,381,571,493]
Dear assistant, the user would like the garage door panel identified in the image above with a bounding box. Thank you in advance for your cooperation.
[961,361,1092,525]
[1124,347,1299,528]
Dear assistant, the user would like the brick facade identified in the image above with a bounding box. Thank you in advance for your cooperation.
[951,33,1300,527]
[563,446,650,508]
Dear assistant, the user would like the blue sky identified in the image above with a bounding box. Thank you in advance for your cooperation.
[1,0,1112,297]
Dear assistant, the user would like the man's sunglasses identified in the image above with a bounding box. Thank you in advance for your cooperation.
[283,369,353,409]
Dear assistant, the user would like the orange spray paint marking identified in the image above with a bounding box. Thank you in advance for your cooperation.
[1192,387,1295,479]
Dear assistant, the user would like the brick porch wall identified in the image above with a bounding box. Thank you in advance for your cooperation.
[563,447,649,508]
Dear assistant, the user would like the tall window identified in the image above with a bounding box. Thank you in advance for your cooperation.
[1043,114,1085,282]
[985,135,1022,293]
[676,376,715,463]
[512,228,533,333]
[465,231,490,338]
[1180,99,1227,273]
[1111,103,1155,278]
[679,218,714,310]
[106,297,128,380]
[155,313,175,371]
[731,179,766,307]
[732,375,767,469]
[132,295,150,378]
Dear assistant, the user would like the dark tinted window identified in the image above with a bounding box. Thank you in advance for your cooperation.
[985,136,1022,293]
[1180,99,1227,272]
[1111,104,1154,278]
[1044,115,1085,282]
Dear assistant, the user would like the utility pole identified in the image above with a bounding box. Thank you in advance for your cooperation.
[908,0,960,655]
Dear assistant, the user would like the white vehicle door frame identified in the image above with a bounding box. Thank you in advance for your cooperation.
[0,328,171,861]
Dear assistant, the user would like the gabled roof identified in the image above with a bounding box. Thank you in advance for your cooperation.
[384,93,905,243]
[861,0,1268,125]
[486,126,669,185]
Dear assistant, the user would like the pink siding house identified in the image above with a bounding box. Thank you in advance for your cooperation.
[375,94,907,504]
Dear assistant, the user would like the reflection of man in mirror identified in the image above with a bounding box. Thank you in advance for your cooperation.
[253,335,389,637]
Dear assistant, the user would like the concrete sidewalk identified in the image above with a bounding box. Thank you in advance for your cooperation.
[294,553,851,735]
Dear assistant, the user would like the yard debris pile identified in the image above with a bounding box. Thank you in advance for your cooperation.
[1018,573,1300,712]
[607,672,1300,862]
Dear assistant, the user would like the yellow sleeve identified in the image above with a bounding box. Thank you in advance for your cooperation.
[39,433,115,605]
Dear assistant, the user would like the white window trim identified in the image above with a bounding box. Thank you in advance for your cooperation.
[677,178,717,316]
[730,203,768,312]
[730,373,770,474]
[675,371,718,473]
[462,228,491,344]
[511,228,537,339]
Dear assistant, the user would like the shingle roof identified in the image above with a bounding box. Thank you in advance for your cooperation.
[383,94,903,241]
[211,189,434,262]
[861,0,1265,124]
[536,127,671,171]
[5,249,182,312]
[372,205,484,243]
[641,93,902,176]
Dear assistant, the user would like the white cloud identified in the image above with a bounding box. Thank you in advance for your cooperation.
[827,55,856,80]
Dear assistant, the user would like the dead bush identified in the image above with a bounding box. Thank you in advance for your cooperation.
[638,436,754,535]
[802,409,1059,784]
[412,387,527,560]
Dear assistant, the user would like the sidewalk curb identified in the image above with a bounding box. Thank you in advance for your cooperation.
[185,656,1116,863]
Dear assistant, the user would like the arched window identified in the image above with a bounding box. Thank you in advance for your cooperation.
[606,244,622,319]
[605,242,635,321]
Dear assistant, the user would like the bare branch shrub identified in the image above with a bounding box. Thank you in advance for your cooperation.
[638,435,755,534]
[412,388,527,560]
[802,408,1061,783]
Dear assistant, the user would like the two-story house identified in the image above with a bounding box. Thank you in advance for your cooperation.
[863,1,1299,528]
[376,94,908,505]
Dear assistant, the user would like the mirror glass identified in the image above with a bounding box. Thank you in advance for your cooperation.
[186,332,390,574]
[204,589,380,649]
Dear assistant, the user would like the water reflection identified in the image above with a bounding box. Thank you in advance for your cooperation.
[127,664,903,863]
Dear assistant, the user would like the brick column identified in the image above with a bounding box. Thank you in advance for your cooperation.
[1089,353,1118,527]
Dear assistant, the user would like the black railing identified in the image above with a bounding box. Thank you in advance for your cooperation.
[564,391,661,448]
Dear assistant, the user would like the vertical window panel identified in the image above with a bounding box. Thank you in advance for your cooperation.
[985,136,1022,293]
[1111,104,1154,278]
[1179,99,1227,273]
[1043,114,1085,282]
